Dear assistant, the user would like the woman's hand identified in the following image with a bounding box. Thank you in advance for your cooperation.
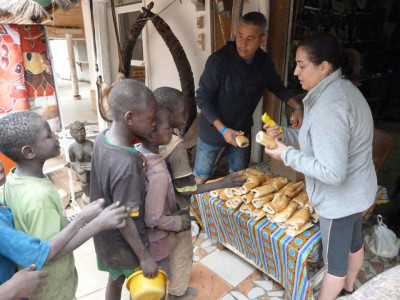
[263,124,282,140]
[264,138,288,161]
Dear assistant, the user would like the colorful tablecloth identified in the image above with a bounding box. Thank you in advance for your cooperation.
[190,186,388,300]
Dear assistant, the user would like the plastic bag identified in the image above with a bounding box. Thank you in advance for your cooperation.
[364,215,400,258]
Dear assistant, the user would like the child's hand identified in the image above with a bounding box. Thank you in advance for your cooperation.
[220,172,246,188]
[14,264,47,298]
[140,256,159,278]
[79,198,105,223]
[97,201,129,230]
[180,214,191,231]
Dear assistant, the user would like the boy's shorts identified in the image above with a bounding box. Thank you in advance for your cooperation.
[97,256,138,280]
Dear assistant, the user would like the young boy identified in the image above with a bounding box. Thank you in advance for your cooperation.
[136,107,191,280]
[0,113,128,300]
[153,87,246,299]
[90,79,159,299]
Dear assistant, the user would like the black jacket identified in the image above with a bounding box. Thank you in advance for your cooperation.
[196,41,293,146]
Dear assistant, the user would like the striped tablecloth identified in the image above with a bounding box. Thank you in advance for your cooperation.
[190,186,388,300]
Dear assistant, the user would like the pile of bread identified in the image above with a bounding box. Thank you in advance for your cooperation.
[210,169,318,237]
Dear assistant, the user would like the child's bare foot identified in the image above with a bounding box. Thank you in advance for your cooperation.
[168,287,197,300]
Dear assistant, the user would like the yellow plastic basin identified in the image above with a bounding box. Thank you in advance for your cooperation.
[126,269,167,300]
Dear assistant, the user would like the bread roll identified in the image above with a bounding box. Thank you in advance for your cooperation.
[219,189,229,200]
[304,201,314,213]
[224,188,235,199]
[311,212,319,223]
[270,177,288,191]
[263,193,290,214]
[226,199,241,210]
[250,185,276,198]
[245,169,271,184]
[272,202,299,223]
[240,203,255,215]
[240,176,260,194]
[235,135,249,148]
[241,193,254,204]
[251,208,266,220]
[252,194,274,208]
[232,187,244,196]
[292,190,309,208]
[255,131,277,149]
[284,181,305,198]
[286,222,313,237]
[210,188,223,198]
[286,209,310,230]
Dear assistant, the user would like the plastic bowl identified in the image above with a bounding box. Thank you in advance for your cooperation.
[125,269,167,300]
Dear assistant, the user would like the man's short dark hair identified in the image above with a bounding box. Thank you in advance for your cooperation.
[0,111,43,162]
[240,12,268,36]
[153,87,184,113]
[108,79,155,120]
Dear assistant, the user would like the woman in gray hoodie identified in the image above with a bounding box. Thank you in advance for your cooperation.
[264,33,377,300]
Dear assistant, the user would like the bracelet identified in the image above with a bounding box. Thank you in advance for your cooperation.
[294,107,303,111]
[220,126,227,134]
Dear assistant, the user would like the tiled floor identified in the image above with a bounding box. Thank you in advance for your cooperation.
[68,225,400,300]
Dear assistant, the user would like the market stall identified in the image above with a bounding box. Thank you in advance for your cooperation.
[190,182,388,300]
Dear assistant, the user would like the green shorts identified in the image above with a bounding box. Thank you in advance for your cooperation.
[97,256,139,281]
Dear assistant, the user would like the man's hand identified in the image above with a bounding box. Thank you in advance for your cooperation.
[180,214,191,231]
[222,128,244,147]
[97,201,128,230]
[140,256,159,279]
[220,172,246,188]
[264,138,288,161]
[292,110,303,128]
[14,265,47,299]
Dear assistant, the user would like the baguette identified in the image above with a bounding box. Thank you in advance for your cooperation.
[235,135,249,148]
[224,188,235,199]
[251,208,266,220]
[311,212,319,223]
[252,194,274,208]
[255,131,277,149]
[239,203,255,215]
[232,187,244,196]
[270,177,288,191]
[292,190,309,208]
[286,209,311,230]
[245,169,271,184]
[226,199,241,210]
[240,176,260,194]
[241,193,254,204]
[284,181,305,198]
[272,202,299,223]
[304,201,314,214]
[263,193,290,214]
[250,184,276,198]
[285,222,314,237]
[210,188,224,198]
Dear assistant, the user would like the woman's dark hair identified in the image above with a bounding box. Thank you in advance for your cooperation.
[297,33,361,86]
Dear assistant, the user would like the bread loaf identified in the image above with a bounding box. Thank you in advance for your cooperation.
[292,190,309,207]
[251,208,266,220]
[252,194,274,208]
[240,203,255,215]
[255,131,277,149]
[286,209,310,230]
[263,193,290,214]
[286,222,313,237]
[235,135,249,148]
[272,202,299,223]
[284,181,304,198]
[241,193,254,204]
[250,185,276,198]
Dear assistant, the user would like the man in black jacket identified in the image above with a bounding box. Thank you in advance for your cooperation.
[194,12,303,183]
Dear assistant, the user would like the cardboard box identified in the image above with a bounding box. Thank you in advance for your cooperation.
[270,158,304,181]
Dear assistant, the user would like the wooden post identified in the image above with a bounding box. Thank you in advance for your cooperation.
[66,33,81,100]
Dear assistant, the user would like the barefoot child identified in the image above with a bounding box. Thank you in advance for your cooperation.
[90,79,159,299]
[136,107,191,280]
[154,87,246,299]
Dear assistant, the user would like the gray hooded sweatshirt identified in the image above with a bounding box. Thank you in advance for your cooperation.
[281,69,377,219]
